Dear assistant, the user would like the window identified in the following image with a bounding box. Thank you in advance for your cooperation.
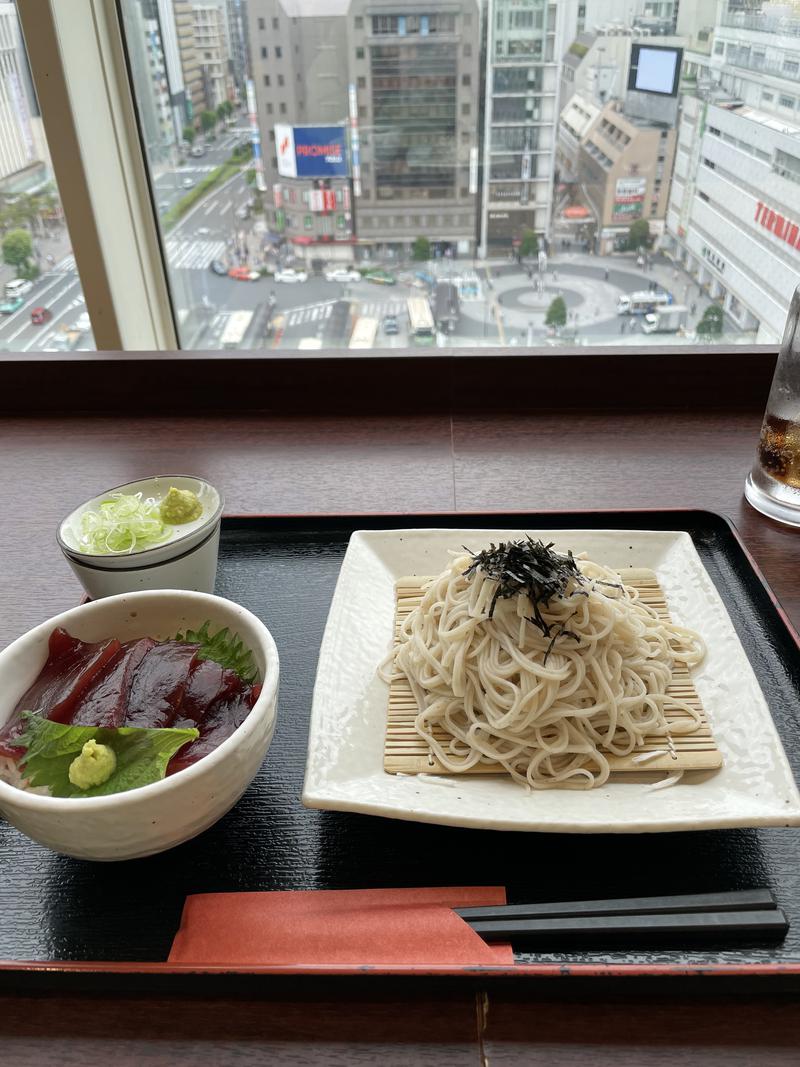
[272,17,279,30]
[763,91,774,103]
[714,41,724,55]
[258,17,265,30]
[92,0,787,354]
[784,59,800,76]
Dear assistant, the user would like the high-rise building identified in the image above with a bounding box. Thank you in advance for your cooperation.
[0,1,51,190]
[156,0,189,144]
[121,0,176,162]
[192,1,232,110]
[248,0,482,259]
[664,3,800,342]
[174,0,205,123]
[479,0,574,254]
[349,0,482,256]
[247,1,353,252]
[226,0,251,100]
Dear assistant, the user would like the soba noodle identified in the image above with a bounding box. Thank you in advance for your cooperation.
[385,550,705,789]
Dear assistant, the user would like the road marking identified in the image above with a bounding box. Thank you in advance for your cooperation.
[203,200,218,216]
[219,200,232,215]
[0,275,77,340]
[164,238,226,270]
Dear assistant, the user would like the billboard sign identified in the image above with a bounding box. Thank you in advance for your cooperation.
[275,124,348,179]
[612,177,646,221]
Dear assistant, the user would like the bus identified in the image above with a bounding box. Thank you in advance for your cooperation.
[617,290,672,315]
[221,310,254,349]
[434,282,460,334]
[407,297,436,345]
[348,315,379,350]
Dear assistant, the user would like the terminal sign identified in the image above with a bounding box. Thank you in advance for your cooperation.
[755,200,800,252]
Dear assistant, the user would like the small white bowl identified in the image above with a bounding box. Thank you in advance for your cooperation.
[0,590,279,861]
[57,475,224,600]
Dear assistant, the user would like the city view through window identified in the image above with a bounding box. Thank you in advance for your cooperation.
[0,2,92,354]
[68,2,800,352]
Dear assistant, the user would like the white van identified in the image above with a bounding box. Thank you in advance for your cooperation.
[5,278,32,300]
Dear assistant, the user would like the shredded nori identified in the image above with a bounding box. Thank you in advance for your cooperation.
[463,537,585,658]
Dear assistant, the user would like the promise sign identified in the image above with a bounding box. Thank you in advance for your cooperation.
[274,124,349,179]
[754,200,800,251]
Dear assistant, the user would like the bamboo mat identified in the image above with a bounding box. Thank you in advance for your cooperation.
[385,569,721,777]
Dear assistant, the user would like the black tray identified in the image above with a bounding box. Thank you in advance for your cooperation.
[3,510,800,990]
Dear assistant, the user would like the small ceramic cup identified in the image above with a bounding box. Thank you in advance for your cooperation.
[57,475,224,600]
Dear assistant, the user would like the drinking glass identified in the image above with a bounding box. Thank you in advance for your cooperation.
[745,286,800,526]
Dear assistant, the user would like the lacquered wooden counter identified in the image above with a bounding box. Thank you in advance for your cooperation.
[2,408,800,1065]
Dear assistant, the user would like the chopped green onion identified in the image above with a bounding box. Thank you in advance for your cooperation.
[77,492,172,555]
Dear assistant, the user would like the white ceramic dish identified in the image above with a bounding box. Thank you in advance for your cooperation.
[0,589,279,860]
[302,528,800,833]
[57,475,223,599]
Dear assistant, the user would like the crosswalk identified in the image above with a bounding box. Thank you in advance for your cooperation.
[285,301,336,328]
[285,298,408,330]
[353,299,406,319]
[165,238,227,270]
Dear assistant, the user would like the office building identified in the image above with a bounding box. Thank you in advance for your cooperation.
[248,0,482,259]
[247,0,353,251]
[192,2,232,110]
[226,0,251,100]
[0,2,51,190]
[174,0,205,122]
[664,4,800,342]
[479,0,573,254]
[122,0,176,163]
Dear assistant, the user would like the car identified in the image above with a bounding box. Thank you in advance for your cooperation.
[72,312,91,333]
[382,314,400,335]
[364,269,396,286]
[31,306,52,325]
[235,205,250,220]
[196,226,211,237]
[182,178,194,189]
[228,266,260,281]
[158,201,169,213]
[0,296,24,314]
[190,145,205,157]
[325,267,361,283]
[210,259,228,276]
[274,268,309,284]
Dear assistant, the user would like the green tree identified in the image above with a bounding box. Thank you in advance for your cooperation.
[545,295,567,329]
[627,218,651,251]
[519,229,539,257]
[200,110,218,136]
[411,236,430,261]
[182,125,196,145]
[3,228,33,272]
[696,303,723,337]
[216,103,228,124]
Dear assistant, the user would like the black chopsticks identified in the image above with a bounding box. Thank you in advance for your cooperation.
[456,889,788,944]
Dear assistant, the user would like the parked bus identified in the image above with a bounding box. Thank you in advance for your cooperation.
[221,310,254,348]
[348,315,379,350]
[434,281,460,334]
[407,297,436,345]
[617,290,672,315]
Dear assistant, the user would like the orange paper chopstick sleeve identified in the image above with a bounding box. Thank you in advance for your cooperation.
[168,886,513,966]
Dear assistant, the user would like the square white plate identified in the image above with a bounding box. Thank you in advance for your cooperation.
[302,528,800,832]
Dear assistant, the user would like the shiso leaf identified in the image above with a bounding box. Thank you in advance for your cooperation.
[173,621,259,683]
[11,713,198,798]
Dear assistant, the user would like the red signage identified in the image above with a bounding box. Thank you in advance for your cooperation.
[755,200,800,250]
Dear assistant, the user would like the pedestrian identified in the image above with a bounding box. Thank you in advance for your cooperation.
[690,300,697,315]
[604,267,609,281]
[673,269,678,281]
[553,269,558,281]
[620,319,627,335]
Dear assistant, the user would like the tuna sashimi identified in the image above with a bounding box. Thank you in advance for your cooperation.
[172,659,244,727]
[70,637,157,728]
[0,628,121,758]
[167,683,261,775]
[123,642,199,729]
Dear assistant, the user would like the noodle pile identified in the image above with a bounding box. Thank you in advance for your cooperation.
[386,549,706,789]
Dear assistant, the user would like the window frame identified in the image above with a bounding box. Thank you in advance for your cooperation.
[0,0,779,380]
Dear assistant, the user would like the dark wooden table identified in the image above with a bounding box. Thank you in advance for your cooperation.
[3,408,800,1065]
